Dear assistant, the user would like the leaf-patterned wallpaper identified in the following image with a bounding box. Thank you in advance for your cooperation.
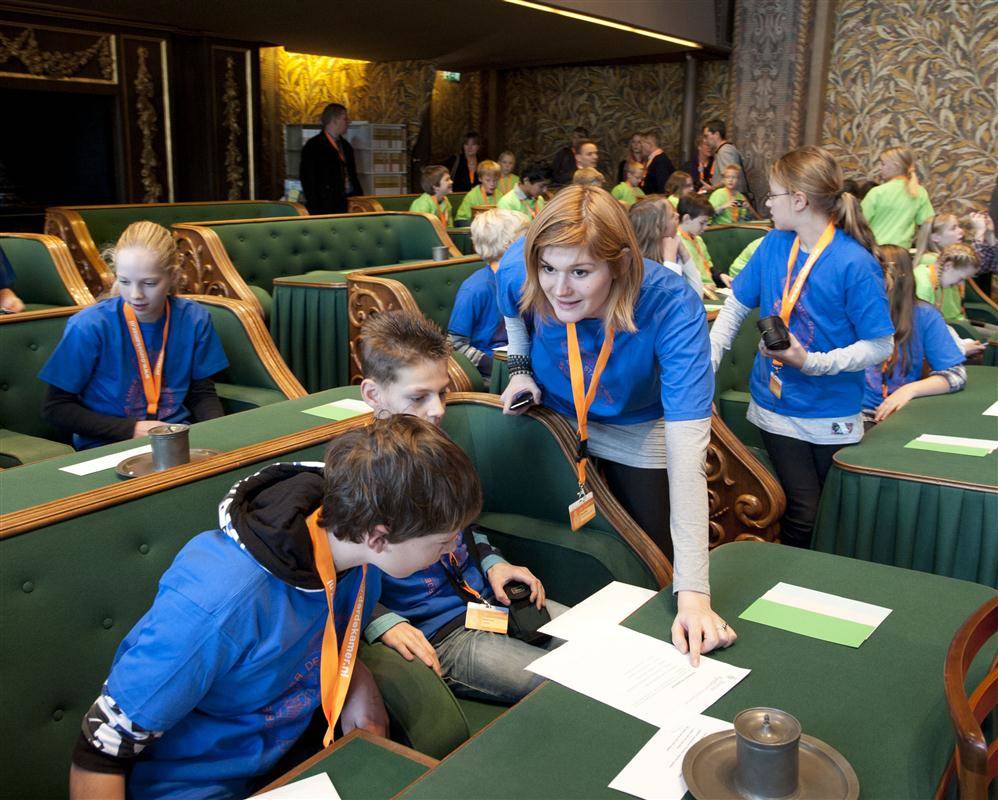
[822,0,998,214]
[431,71,481,163]
[276,47,435,149]
[697,59,731,133]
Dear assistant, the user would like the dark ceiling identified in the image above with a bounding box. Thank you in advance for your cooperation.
[8,0,728,70]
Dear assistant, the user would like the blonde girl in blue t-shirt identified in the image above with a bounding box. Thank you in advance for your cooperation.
[709,146,894,548]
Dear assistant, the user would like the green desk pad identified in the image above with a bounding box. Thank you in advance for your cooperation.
[0,386,363,515]
[274,735,430,800]
[396,542,996,800]
[832,365,997,488]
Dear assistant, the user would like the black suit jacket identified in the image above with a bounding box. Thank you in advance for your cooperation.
[299,132,362,215]
[446,153,480,192]
[641,151,676,196]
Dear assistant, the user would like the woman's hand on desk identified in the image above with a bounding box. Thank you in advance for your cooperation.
[671,590,737,667]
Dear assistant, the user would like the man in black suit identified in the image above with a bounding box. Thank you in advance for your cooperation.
[639,130,676,195]
[299,103,363,214]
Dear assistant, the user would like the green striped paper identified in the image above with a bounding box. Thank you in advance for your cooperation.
[740,598,877,648]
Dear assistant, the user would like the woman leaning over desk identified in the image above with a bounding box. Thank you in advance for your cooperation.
[496,184,736,664]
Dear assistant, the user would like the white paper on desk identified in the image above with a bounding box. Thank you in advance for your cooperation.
[526,624,749,728]
[538,581,656,641]
[916,433,998,453]
[59,445,152,476]
[983,400,998,417]
[609,714,733,800]
[251,772,341,800]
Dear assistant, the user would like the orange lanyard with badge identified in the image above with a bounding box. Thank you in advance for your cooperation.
[768,221,836,399]
[123,301,170,418]
[306,509,368,747]
[566,322,614,530]
[444,549,509,633]
[679,230,711,277]
[432,196,449,225]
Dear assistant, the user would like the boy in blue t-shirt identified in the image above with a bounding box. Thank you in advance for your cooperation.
[448,208,530,379]
[69,416,483,800]
[357,310,568,704]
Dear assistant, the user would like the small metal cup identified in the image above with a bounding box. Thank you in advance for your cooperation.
[431,245,450,261]
[149,423,191,471]
[734,707,802,799]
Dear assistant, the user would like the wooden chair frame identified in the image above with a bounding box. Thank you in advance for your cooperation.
[0,233,96,307]
[173,211,462,319]
[186,295,307,400]
[345,257,486,393]
[348,193,421,213]
[967,278,998,312]
[44,201,307,298]
[935,596,998,800]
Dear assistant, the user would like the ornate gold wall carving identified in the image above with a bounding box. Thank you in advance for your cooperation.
[500,62,686,171]
[822,0,998,215]
[133,46,163,203]
[222,55,246,201]
[431,71,481,163]
[0,22,115,83]
[276,48,435,150]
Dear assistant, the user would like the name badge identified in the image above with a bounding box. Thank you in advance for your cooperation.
[465,602,509,634]
[768,371,783,399]
[569,492,596,531]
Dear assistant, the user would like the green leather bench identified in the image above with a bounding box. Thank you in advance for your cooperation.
[0,234,95,311]
[349,192,469,214]
[1,394,670,797]
[702,223,770,277]
[0,307,78,467]
[44,201,307,298]
[714,307,763,451]
[346,258,488,389]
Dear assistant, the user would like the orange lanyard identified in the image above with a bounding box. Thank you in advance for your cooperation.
[726,188,740,222]
[432,196,449,225]
[567,323,615,489]
[774,222,836,367]
[306,509,368,747]
[479,186,495,206]
[523,197,540,219]
[446,551,490,604]
[680,229,710,274]
[324,131,346,164]
[123,300,170,418]
[499,175,515,194]
[468,162,476,187]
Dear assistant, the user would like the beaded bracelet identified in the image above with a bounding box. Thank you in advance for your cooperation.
[507,354,533,376]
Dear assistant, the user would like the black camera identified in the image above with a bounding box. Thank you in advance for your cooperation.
[504,581,551,645]
[757,315,791,351]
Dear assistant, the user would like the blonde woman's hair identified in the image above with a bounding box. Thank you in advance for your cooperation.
[520,185,643,333]
[572,167,605,187]
[470,208,530,264]
[476,159,501,179]
[912,213,959,269]
[881,146,921,198]
[102,221,183,295]
[770,145,878,255]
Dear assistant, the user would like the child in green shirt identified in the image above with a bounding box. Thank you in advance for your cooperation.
[497,151,519,197]
[664,170,694,209]
[723,236,764,286]
[708,164,754,224]
[410,166,454,227]
[861,146,934,246]
[497,164,551,220]
[677,193,719,289]
[913,214,965,321]
[456,160,501,225]
[611,161,646,207]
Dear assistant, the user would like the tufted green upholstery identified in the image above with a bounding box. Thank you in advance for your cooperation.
[357,192,468,214]
[210,213,449,298]
[2,396,660,795]
[0,237,85,307]
[386,260,485,330]
[702,224,769,275]
[0,310,76,466]
[447,228,476,255]
[75,202,303,252]
[714,307,763,450]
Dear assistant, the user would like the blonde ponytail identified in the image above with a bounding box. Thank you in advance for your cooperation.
[882,146,920,198]
[834,192,879,257]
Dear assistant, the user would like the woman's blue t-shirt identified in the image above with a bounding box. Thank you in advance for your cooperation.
[496,238,714,424]
[108,530,381,800]
[448,266,507,357]
[731,228,894,418]
[38,296,229,449]
[861,301,964,410]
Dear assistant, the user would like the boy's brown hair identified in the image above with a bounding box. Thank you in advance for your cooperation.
[358,310,451,385]
[677,192,714,221]
[477,160,501,180]
[420,165,449,194]
[320,414,482,543]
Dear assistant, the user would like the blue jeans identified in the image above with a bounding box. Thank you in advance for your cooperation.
[434,600,569,704]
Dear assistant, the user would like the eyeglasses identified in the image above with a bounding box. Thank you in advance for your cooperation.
[763,192,790,203]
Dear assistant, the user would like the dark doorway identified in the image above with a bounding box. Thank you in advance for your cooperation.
[0,87,121,230]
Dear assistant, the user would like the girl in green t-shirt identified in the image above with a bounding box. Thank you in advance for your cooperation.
[664,170,694,209]
[860,146,934,247]
[709,164,756,224]
[497,151,519,198]
[912,214,965,321]
[610,161,646,208]
[409,165,454,227]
